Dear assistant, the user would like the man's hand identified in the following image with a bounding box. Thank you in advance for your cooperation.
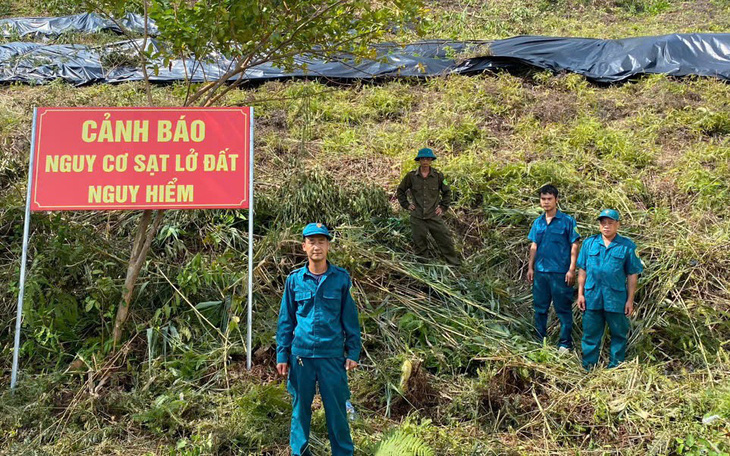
[577,295,586,311]
[625,300,634,317]
[408,204,416,211]
[345,359,358,371]
[435,206,444,216]
[276,363,288,376]
[527,268,534,283]
[565,270,575,286]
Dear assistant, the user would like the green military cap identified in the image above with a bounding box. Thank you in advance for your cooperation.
[597,209,620,221]
[414,147,437,161]
[302,222,332,239]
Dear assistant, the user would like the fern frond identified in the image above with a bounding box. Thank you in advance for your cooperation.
[375,430,435,456]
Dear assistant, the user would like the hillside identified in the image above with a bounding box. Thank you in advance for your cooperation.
[1,1,729,455]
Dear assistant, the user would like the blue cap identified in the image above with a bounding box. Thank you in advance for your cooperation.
[415,147,437,161]
[302,222,332,239]
[597,209,620,221]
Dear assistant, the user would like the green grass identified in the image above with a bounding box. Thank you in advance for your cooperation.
[413,0,730,40]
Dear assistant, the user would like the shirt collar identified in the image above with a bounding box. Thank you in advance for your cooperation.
[304,261,331,279]
[540,210,564,222]
[606,233,624,249]
[597,233,623,250]
[415,167,435,178]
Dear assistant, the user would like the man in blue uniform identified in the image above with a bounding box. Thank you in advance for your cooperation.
[276,223,361,455]
[527,185,581,352]
[577,209,643,369]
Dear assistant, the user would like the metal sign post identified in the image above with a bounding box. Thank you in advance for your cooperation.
[11,108,38,391]
[247,109,254,370]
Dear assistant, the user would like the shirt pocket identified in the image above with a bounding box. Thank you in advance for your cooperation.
[585,246,601,286]
[548,224,568,244]
[321,289,342,314]
[607,248,627,268]
[294,290,314,317]
[607,248,628,291]
[555,220,570,236]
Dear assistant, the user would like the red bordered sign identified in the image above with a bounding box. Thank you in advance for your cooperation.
[30,107,252,211]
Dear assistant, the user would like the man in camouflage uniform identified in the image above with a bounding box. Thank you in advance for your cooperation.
[397,147,461,266]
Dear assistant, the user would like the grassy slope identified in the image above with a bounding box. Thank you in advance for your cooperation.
[1,1,730,455]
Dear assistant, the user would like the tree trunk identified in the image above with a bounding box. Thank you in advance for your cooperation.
[112,209,164,350]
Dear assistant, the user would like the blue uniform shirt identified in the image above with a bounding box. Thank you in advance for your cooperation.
[276,263,361,364]
[577,234,643,313]
[528,210,581,274]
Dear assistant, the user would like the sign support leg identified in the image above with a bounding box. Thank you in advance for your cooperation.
[11,108,38,391]
[247,108,254,371]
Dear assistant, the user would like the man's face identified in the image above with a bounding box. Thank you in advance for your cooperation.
[598,218,620,238]
[302,235,329,261]
[419,157,433,168]
[539,193,557,212]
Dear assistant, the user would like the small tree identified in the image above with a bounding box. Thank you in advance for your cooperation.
[77,0,422,348]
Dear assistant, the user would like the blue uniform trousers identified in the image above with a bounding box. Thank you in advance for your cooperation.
[581,309,630,369]
[287,356,354,456]
[533,272,574,349]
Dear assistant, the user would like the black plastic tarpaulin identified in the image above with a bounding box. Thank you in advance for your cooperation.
[0,13,156,38]
[459,34,730,82]
[1,33,729,85]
